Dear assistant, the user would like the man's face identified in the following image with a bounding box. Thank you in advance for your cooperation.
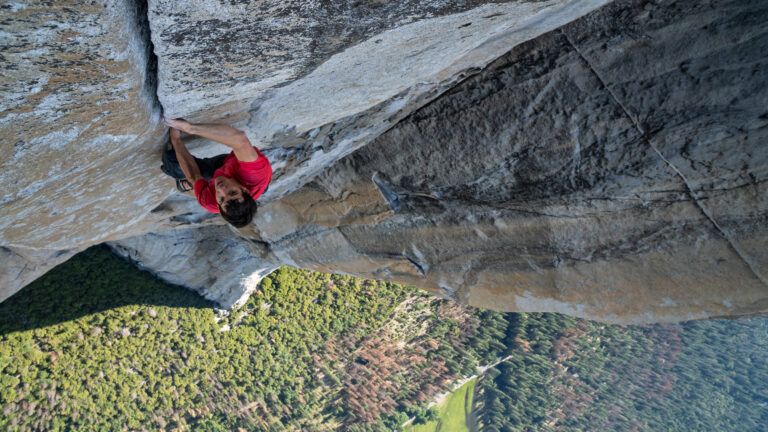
[214,176,246,210]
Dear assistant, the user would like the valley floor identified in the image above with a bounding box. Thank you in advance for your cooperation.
[0,247,766,431]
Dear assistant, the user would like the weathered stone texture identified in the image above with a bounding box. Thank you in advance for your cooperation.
[108,226,276,309]
[1,0,766,324]
[0,247,77,303]
[150,0,593,120]
[0,0,168,249]
[248,0,768,323]
[150,0,609,198]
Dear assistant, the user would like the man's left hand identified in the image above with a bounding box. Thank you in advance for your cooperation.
[165,118,194,134]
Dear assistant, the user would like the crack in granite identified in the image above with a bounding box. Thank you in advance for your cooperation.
[562,29,768,288]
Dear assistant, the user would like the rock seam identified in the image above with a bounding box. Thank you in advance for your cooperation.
[560,30,768,289]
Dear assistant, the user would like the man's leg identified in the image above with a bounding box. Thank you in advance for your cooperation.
[160,143,197,192]
[161,142,227,181]
[160,143,186,180]
[195,154,229,180]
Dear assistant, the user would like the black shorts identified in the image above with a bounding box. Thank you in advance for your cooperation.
[160,146,228,181]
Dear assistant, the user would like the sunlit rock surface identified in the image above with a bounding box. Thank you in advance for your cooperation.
[150,0,609,197]
[1,0,766,323]
[250,0,768,323]
[0,0,168,249]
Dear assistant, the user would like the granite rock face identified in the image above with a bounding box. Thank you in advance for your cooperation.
[247,0,768,323]
[150,0,609,197]
[0,0,168,250]
[1,0,767,323]
[108,226,276,309]
[0,247,77,303]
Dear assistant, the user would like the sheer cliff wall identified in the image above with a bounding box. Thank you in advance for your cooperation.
[1,0,766,323]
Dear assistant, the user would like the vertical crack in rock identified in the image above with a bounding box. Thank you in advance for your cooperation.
[129,0,163,115]
[561,31,768,288]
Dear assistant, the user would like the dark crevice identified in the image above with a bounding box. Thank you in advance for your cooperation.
[404,255,427,277]
[130,0,163,115]
[372,172,402,212]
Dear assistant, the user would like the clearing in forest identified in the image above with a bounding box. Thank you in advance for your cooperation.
[407,378,476,432]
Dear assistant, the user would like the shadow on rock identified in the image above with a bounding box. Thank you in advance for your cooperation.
[0,245,213,335]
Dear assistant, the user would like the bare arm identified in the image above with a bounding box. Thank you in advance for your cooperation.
[165,118,259,162]
[169,128,203,183]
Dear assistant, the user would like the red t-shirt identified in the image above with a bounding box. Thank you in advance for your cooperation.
[193,147,272,213]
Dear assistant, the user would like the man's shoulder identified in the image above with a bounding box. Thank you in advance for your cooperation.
[232,144,261,163]
[235,149,271,173]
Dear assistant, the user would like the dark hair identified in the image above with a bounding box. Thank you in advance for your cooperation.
[219,193,257,228]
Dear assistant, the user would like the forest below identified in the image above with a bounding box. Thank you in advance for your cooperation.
[0,247,766,431]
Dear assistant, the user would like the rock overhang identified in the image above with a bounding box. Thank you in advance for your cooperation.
[1,0,767,324]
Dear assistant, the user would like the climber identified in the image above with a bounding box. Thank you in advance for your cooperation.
[160,118,272,228]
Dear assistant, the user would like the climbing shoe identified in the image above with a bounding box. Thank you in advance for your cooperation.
[175,178,193,192]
